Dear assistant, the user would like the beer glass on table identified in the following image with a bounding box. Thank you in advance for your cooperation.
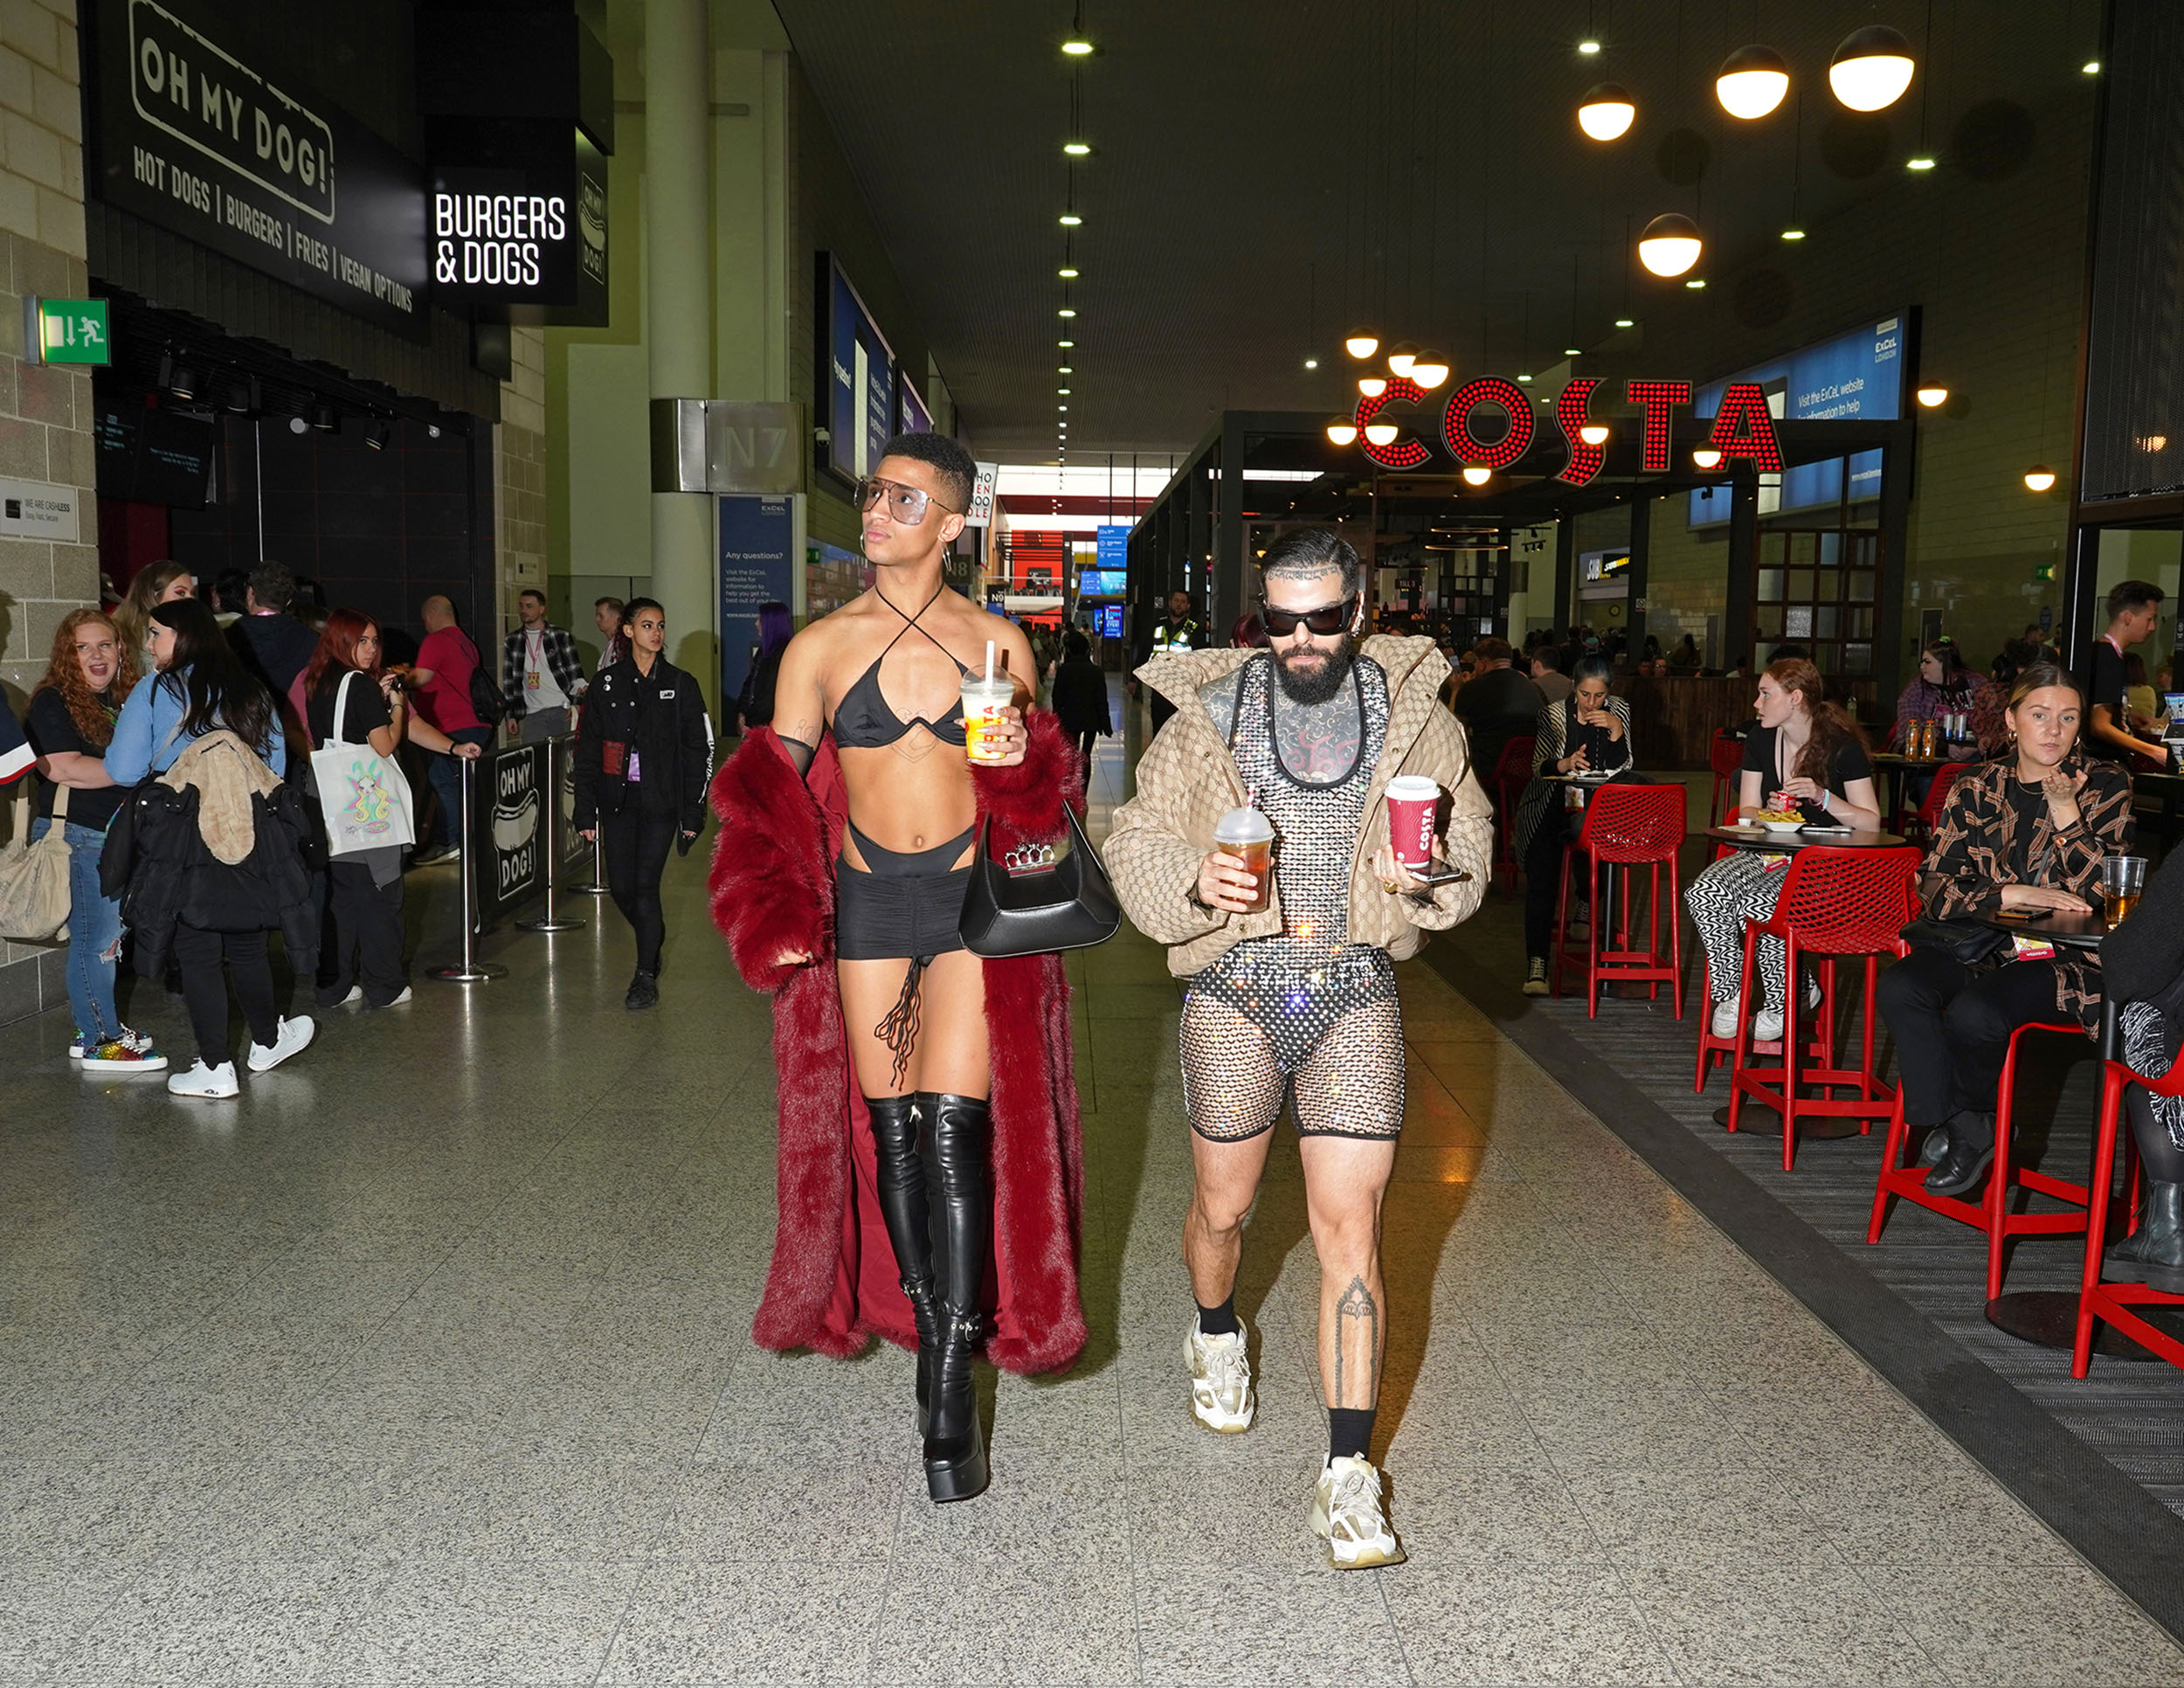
[2103,854,2148,926]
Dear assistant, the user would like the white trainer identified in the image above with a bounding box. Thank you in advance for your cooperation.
[1752,1007,1785,1043]
[167,1060,239,1098]
[1710,996,1743,1038]
[1310,1456,1406,1569]
[245,1015,315,1073]
[1185,1318,1256,1434]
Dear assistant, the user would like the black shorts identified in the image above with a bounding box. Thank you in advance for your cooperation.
[834,860,970,961]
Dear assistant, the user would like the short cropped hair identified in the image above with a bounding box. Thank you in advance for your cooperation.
[248,559,297,612]
[1259,528,1364,597]
[2108,579,2165,619]
[877,430,976,515]
[518,587,547,607]
[1470,637,1515,665]
[595,595,624,613]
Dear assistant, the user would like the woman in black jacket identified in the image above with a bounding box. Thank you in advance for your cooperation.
[574,598,715,1009]
[1047,628,1111,788]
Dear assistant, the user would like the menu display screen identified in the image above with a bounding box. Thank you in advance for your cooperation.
[96,404,216,508]
[818,253,895,488]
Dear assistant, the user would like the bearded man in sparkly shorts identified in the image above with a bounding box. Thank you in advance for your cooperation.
[1106,528,1492,1567]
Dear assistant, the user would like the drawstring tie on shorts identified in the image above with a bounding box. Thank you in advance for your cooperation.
[876,953,935,1088]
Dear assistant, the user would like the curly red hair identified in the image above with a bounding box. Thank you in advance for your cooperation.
[34,609,138,748]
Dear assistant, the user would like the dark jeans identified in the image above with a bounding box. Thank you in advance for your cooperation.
[601,806,679,974]
[172,923,280,1067]
[425,727,495,848]
[321,861,407,1005]
[1875,947,2071,1127]
[1523,809,1581,958]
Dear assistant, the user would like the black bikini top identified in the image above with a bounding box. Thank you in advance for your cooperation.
[833,586,969,748]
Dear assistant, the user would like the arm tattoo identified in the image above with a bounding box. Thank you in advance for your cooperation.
[1332,1276,1379,1408]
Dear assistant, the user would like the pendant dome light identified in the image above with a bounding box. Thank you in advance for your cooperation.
[1325,418,1359,446]
[1579,423,1611,446]
[1915,383,1949,408]
[1715,45,1790,119]
[1364,420,1401,446]
[1828,24,1916,112]
[1410,349,1451,389]
[1461,465,1492,486]
[1344,332,1380,359]
[1386,341,1420,377]
[1576,82,1636,141]
[1358,376,1388,398]
[1637,212,1703,277]
[2024,465,2057,493]
[1691,446,1724,469]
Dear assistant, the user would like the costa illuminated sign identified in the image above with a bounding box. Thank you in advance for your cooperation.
[1348,377,1783,486]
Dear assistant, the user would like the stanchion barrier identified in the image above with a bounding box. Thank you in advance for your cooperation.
[426,752,508,983]
[517,735,585,933]
[568,832,610,896]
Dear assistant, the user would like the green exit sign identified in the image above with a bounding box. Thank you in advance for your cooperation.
[27,297,108,365]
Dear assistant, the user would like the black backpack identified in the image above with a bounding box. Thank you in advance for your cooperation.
[468,651,508,725]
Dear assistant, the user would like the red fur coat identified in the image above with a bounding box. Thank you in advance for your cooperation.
[708,711,1087,1375]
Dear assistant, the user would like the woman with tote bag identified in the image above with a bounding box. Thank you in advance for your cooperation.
[302,610,480,1009]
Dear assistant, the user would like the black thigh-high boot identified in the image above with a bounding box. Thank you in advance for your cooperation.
[866,1096,940,1434]
[920,1091,993,1503]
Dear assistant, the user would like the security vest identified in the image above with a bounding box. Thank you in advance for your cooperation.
[1151,618,1200,655]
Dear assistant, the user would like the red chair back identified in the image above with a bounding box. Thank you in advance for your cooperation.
[1576,783,1685,863]
[1710,731,1746,778]
[1914,761,1971,833]
[1491,735,1535,799]
[1764,846,1923,956]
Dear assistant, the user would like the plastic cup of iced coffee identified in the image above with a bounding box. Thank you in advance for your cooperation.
[1212,806,1275,913]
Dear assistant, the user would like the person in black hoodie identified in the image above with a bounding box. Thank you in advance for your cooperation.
[574,598,715,1009]
[1047,627,1111,788]
[225,561,321,717]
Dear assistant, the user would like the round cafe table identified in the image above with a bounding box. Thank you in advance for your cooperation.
[1959,907,2160,1359]
[1700,824,1910,1136]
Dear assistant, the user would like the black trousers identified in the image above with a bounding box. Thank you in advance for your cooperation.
[172,923,280,1067]
[1875,947,2072,1127]
[1074,727,1098,789]
[324,861,407,1004]
[1523,809,1580,958]
[601,807,678,974]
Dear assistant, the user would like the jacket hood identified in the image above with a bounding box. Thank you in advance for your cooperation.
[1136,633,1448,713]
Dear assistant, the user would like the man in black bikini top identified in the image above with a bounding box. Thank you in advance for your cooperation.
[755,431,1047,1506]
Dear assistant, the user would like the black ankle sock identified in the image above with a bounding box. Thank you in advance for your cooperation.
[1195,1296,1238,1338]
[1329,1407,1376,1463]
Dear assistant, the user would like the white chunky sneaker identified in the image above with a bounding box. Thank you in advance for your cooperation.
[168,1060,239,1098]
[1710,996,1743,1038]
[245,1015,315,1073]
[1752,1007,1785,1044]
[1185,1318,1256,1434]
[1310,1456,1406,1569]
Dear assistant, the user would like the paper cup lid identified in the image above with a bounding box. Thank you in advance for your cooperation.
[1386,775,1440,801]
[1213,806,1275,841]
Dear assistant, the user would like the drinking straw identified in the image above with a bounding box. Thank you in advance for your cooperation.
[985,640,995,683]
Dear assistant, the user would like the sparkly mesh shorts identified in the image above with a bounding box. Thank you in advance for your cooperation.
[1179,953,1406,1142]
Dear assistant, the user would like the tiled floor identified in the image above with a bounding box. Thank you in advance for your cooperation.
[3,721,2182,1684]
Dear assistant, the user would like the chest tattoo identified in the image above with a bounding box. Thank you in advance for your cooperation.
[1274,681,1364,782]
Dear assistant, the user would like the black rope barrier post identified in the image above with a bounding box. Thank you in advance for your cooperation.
[518,734,585,933]
[426,751,508,983]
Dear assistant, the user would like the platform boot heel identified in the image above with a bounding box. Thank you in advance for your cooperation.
[866,1095,941,1436]
[920,1091,993,1503]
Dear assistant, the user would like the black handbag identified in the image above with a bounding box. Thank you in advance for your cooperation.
[958,804,1121,958]
[1900,917,2008,965]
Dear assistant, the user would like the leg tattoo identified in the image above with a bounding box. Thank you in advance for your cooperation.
[1332,1276,1379,1408]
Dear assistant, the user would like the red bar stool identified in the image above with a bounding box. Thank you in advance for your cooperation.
[1726,846,1923,1169]
[2076,1055,2179,1376]
[1551,783,1685,1019]
[1901,760,1970,846]
[1868,1019,2090,1299]
[1489,735,1535,896]
[1706,730,1744,828]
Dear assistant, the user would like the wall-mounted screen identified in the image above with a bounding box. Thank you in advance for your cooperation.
[895,367,931,436]
[1078,568,1128,595]
[96,402,215,508]
[1690,314,1904,526]
[1098,604,1124,639]
[817,253,895,488]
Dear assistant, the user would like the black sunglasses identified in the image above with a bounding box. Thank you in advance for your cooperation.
[1261,594,1358,638]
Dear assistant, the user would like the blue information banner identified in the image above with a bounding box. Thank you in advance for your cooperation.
[1095,522,1130,571]
[719,495,797,716]
[1690,315,1902,525]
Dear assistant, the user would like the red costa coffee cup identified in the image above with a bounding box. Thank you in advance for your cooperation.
[1386,775,1440,872]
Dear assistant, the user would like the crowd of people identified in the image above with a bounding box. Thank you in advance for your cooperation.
[0,564,713,1092]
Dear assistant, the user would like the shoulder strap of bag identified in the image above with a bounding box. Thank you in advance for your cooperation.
[53,784,68,820]
[329,668,362,748]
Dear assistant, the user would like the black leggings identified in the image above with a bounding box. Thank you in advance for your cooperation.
[601,808,678,973]
[173,923,280,1067]
[1875,948,2076,1128]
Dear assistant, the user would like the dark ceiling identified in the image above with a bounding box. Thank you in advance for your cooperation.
[773,1,2099,464]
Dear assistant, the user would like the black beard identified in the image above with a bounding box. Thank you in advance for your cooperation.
[1272,640,1354,706]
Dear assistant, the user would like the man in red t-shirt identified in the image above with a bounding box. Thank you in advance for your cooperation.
[411,596,494,861]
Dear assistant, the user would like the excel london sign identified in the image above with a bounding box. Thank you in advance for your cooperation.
[86,0,431,339]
